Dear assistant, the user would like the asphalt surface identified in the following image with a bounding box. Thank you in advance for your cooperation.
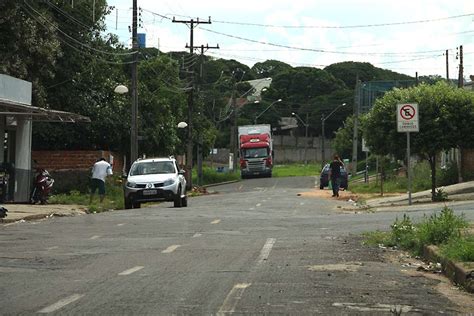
[0,176,472,314]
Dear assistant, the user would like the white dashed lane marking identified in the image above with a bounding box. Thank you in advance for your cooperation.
[89,235,100,240]
[217,283,251,315]
[117,223,125,226]
[256,238,276,265]
[37,294,84,313]
[118,266,144,276]
[211,219,221,224]
[162,245,181,253]
[192,233,202,238]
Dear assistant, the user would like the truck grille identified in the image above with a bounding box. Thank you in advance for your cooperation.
[247,160,265,171]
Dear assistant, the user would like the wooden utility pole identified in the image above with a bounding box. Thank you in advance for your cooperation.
[445,49,449,81]
[351,78,361,175]
[173,17,212,189]
[130,0,138,164]
[458,45,464,88]
[195,44,219,186]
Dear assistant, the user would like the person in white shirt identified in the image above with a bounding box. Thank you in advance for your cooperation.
[90,158,113,203]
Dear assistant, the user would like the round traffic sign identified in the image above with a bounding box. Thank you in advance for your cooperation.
[400,104,416,120]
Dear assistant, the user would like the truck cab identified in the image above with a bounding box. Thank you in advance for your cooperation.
[238,125,273,178]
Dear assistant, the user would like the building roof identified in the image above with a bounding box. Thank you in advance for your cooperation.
[0,98,91,123]
[0,74,90,123]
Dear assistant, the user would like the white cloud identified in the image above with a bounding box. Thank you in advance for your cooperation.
[106,0,474,77]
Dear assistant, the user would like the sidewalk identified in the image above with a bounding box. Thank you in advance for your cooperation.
[0,203,87,224]
[361,180,474,209]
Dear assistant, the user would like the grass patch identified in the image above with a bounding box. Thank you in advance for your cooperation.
[362,230,392,247]
[363,207,473,262]
[49,176,124,212]
[192,166,240,186]
[272,163,321,177]
[440,236,474,262]
[350,160,458,196]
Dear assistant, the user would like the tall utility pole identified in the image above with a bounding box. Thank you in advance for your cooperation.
[445,49,449,81]
[230,69,245,172]
[458,45,464,88]
[351,79,361,176]
[130,0,138,164]
[173,17,211,189]
[196,44,219,186]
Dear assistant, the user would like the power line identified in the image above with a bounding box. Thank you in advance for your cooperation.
[23,0,136,57]
[22,2,136,65]
[201,27,449,56]
[139,8,473,29]
[212,13,474,29]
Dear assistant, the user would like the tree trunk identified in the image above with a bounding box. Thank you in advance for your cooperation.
[429,155,436,202]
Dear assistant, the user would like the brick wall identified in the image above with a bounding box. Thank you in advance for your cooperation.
[32,150,124,172]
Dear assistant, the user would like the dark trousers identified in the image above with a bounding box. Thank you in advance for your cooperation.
[331,177,340,196]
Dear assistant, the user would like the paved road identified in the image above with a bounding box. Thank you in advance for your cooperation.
[0,176,471,314]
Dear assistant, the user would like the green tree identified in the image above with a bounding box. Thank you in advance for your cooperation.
[251,60,293,79]
[332,115,362,159]
[362,82,474,200]
[324,61,413,89]
[0,0,62,107]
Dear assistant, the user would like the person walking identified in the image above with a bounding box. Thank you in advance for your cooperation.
[90,158,113,203]
[329,154,344,197]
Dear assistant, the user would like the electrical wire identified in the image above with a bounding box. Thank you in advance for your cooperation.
[213,13,474,29]
[140,8,473,29]
[202,27,453,57]
[22,2,136,65]
[23,0,136,57]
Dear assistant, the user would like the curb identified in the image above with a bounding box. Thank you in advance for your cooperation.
[423,245,474,293]
[1,213,53,224]
[203,180,240,188]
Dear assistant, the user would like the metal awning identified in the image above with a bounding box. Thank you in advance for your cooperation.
[0,98,90,123]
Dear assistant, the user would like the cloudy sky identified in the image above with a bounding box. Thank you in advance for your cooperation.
[104,0,473,79]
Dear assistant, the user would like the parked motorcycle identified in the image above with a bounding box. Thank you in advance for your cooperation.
[30,169,54,204]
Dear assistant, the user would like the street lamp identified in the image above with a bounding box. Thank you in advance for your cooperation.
[114,84,137,168]
[292,112,309,165]
[321,103,346,165]
[254,99,282,124]
[177,121,188,129]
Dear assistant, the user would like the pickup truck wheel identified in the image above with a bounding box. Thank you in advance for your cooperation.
[124,197,132,209]
[174,186,183,208]
[133,202,141,208]
[181,195,188,207]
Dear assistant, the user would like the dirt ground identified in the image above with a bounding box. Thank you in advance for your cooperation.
[384,250,474,313]
[298,187,405,202]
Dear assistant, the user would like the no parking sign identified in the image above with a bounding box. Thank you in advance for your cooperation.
[396,103,419,206]
[397,103,419,132]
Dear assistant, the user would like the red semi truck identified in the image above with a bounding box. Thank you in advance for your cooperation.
[238,124,273,178]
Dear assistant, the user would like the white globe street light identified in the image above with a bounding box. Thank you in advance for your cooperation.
[114,85,129,94]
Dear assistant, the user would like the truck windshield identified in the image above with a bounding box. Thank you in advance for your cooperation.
[242,148,268,158]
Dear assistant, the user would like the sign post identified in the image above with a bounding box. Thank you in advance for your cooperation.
[397,103,419,205]
[362,138,369,183]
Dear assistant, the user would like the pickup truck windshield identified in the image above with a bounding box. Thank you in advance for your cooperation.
[130,161,176,176]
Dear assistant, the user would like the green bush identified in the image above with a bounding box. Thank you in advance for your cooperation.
[416,207,467,250]
[440,236,474,262]
[437,162,459,186]
[364,207,470,259]
[390,214,417,249]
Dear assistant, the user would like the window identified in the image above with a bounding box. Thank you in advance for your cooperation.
[130,161,176,176]
[242,148,268,158]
